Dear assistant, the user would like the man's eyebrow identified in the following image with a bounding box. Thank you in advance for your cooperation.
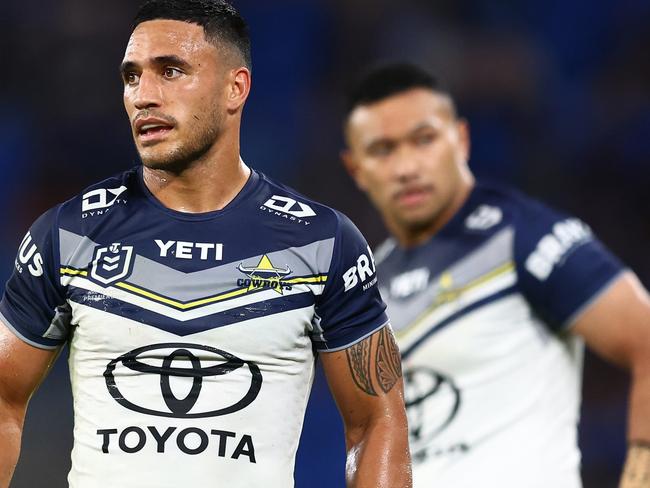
[119,60,137,76]
[363,121,439,148]
[119,55,191,75]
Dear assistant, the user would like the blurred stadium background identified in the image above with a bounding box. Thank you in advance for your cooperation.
[2,0,649,486]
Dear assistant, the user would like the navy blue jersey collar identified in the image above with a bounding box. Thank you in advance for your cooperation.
[136,166,261,221]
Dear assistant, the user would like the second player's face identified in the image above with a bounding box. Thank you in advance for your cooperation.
[121,20,228,171]
[345,89,470,236]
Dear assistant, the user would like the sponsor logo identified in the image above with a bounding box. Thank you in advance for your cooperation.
[96,426,256,462]
[260,195,315,225]
[390,268,430,298]
[15,232,44,277]
[404,367,465,463]
[343,246,377,292]
[465,205,502,231]
[155,240,224,261]
[82,186,127,218]
[90,243,135,286]
[237,255,292,294]
[104,343,262,419]
[525,218,592,281]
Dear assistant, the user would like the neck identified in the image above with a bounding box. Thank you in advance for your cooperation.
[392,177,475,248]
[142,132,251,214]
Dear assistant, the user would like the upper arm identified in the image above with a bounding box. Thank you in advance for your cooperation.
[0,207,69,411]
[571,272,650,369]
[0,319,59,416]
[514,202,624,331]
[320,325,406,435]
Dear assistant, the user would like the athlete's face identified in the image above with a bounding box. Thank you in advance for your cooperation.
[121,20,242,171]
[344,89,471,239]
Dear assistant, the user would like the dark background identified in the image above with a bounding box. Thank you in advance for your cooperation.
[2,0,649,486]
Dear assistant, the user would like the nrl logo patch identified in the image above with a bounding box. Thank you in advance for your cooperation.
[237,255,293,294]
[90,243,135,286]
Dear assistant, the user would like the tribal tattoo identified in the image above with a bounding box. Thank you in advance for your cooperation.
[345,326,403,396]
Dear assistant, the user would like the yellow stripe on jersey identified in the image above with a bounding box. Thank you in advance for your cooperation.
[396,261,516,339]
[60,267,88,277]
[60,267,327,311]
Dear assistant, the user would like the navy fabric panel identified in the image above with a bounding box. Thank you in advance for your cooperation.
[314,212,388,350]
[0,206,69,346]
[60,167,341,273]
[513,199,624,330]
[68,288,315,336]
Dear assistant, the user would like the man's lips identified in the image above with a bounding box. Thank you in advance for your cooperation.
[134,117,175,143]
[394,186,433,207]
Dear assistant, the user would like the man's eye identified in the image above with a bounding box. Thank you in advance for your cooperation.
[125,73,140,85]
[413,133,435,146]
[163,67,182,79]
[368,143,394,157]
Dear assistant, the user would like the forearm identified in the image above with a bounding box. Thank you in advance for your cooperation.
[345,416,412,488]
[620,443,650,488]
[0,401,24,488]
[620,364,650,487]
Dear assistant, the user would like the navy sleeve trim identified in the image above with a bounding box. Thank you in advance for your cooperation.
[0,308,61,350]
[563,270,627,330]
[315,317,389,353]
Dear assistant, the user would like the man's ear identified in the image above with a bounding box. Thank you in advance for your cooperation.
[457,118,471,166]
[341,149,367,192]
[226,67,251,113]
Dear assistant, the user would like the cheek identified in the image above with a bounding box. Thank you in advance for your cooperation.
[424,144,457,176]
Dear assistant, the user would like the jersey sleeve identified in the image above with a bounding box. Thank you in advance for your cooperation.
[312,212,389,352]
[514,202,624,331]
[0,206,71,349]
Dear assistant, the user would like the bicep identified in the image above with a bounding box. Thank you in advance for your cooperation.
[0,319,59,412]
[320,325,405,430]
[571,271,650,368]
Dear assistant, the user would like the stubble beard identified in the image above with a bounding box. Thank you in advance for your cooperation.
[137,103,224,175]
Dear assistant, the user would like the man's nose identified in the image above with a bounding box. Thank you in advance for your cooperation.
[392,146,420,181]
[133,72,163,109]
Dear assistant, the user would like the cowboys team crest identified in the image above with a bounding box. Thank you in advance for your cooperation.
[237,255,292,294]
[90,243,135,286]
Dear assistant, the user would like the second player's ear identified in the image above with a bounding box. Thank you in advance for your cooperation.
[457,118,471,166]
[226,67,251,113]
[341,149,368,192]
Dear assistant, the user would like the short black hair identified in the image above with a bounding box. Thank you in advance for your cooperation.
[346,63,450,116]
[133,0,252,69]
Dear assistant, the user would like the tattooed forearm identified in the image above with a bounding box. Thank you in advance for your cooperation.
[346,339,377,396]
[346,326,403,396]
[621,442,650,488]
[375,326,403,393]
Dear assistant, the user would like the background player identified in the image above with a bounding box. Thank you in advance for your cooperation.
[0,2,411,487]
[341,63,650,487]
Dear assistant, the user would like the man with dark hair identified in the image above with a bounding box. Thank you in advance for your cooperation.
[0,2,412,487]
[342,63,650,487]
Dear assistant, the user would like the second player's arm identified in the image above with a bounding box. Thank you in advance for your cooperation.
[0,321,59,488]
[571,272,650,488]
[320,324,412,488]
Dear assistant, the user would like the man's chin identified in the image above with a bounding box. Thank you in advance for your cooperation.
[139,152,190,174]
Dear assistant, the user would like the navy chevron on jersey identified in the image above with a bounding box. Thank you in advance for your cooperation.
[375,184,623,488]
[0,167,388,488]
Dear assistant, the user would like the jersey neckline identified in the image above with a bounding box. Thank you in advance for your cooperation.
[386,183,495,255]
[136,166,261,221]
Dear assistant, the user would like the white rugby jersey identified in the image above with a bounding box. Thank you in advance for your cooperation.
[376,184,623,488]
[0,168,388,488]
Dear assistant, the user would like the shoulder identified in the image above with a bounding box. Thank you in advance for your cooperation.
[256,172,351,239]
[56,167,139,230]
